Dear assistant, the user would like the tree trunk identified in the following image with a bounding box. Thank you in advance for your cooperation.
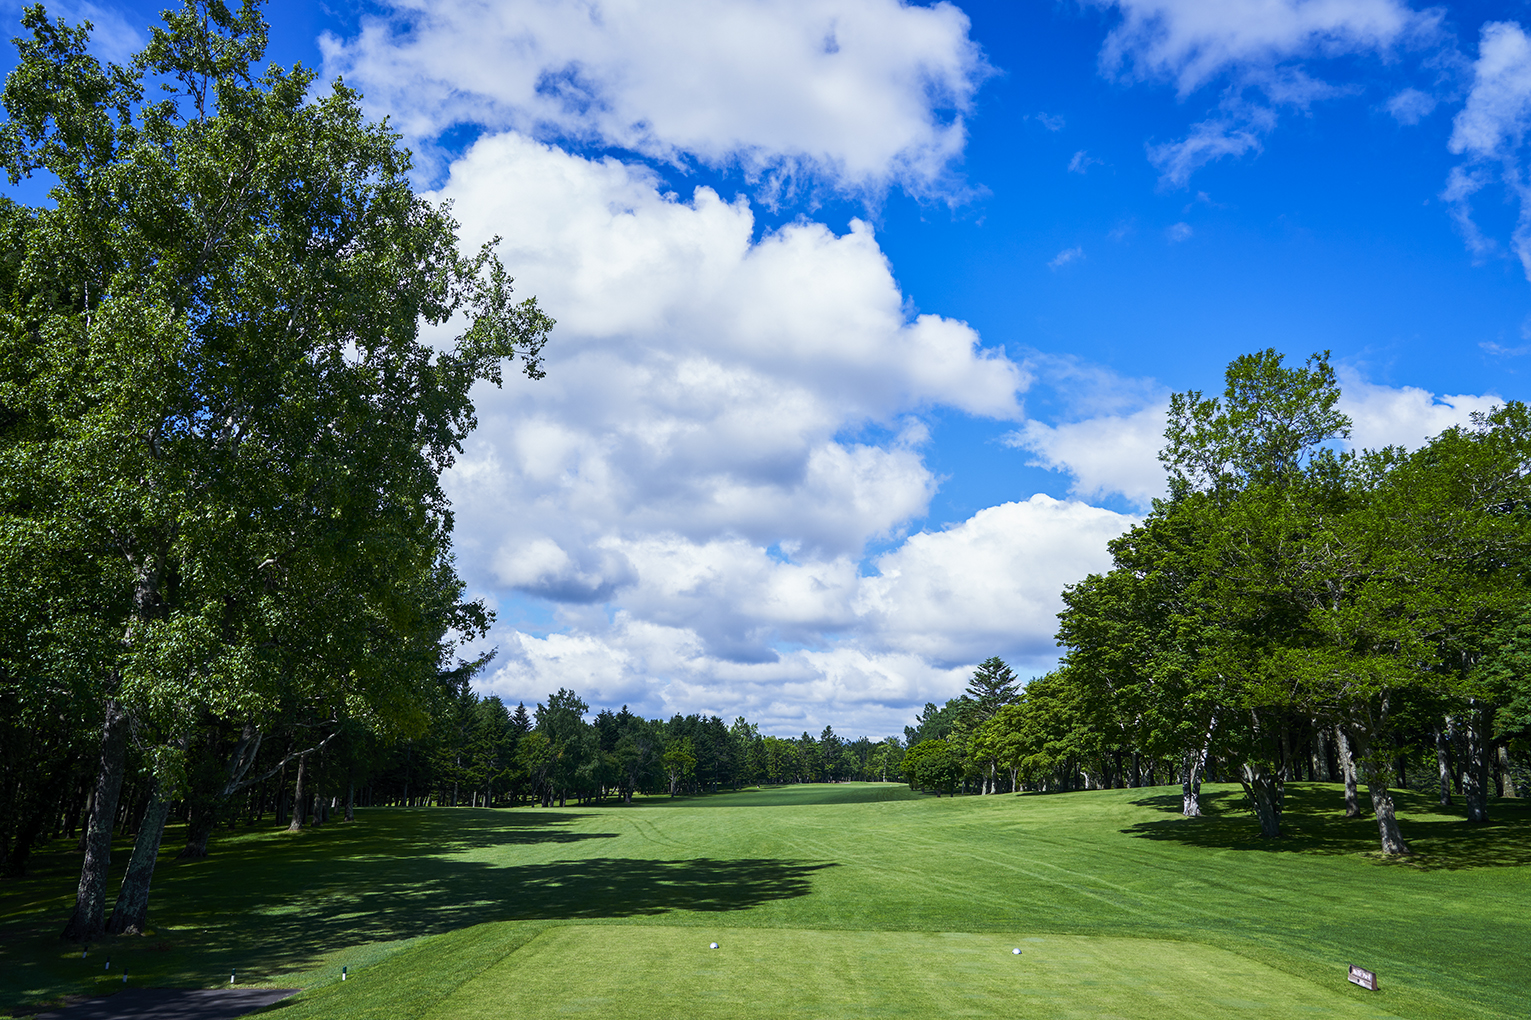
[346,780,355,821]
[1314,722,1334,782]
[287,753,308,832]
[1181,713,1216,817]
[1464,703,1491,823]
[4,806,49,879]
[179,797,216,859]
[1435,727,1452,807]
[1499,745,1519,798]
[1362,760,1410,855]
[75,787,95,852]
[1181,752,1204,817]
[1239,761,1282,838]
[105,787,172,935]
[1335,725,1360,818]
[63,699,130,942]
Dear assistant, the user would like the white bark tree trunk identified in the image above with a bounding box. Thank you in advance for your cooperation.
[1362,759,1410,855]
[1335,725,1360,818]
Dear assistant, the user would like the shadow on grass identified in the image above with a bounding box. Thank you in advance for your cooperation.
[0,809,833,1011]
[1122,783,1531,870]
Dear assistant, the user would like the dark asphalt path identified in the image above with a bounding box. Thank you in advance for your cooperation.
[32,988,298,1019]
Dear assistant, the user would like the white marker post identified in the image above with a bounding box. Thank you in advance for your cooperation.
[342,966,348,981]
[231,969,236,985]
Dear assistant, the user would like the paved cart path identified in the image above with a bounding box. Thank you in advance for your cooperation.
[33,988,298,1019]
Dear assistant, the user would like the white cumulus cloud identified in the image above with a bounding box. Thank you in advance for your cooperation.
[477,496,1134,734]
[423,131,1041,730]
[320,0,990,194]
[854,495,1134,665]
[1008,405,1169,509]
[1337,370,1504,451]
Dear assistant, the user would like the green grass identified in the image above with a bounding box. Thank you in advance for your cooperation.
[422,926,1409,1020]
[1,782,1527,1019]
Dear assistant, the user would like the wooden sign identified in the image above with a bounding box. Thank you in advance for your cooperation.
[1347,964,1378,991]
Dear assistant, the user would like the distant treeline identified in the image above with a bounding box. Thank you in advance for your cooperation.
[0,682,911,876]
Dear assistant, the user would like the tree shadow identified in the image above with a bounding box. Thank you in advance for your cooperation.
[1122,783,1531,870]
[0,808,835,1010]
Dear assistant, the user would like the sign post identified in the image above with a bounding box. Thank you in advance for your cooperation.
[1347,964,1378,991]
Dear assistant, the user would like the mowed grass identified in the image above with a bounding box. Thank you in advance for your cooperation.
[422,926,1408,1020]
[1,782,1527,1019]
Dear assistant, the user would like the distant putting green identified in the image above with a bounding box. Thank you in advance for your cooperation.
[423,925,1405,1020]
[2,783,1528,1019]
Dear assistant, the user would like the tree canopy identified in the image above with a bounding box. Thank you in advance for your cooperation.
[0,0,551,939]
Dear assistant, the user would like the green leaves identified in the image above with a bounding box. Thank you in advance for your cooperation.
[1161,348,1349,498]
[0,0,551,763]
[1051,347,1531,847]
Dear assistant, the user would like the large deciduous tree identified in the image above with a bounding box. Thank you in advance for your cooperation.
[0,0,550,941]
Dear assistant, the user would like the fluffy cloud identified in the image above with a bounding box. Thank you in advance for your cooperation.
[424,131,1040,728]
[478,496,1134,734]
[1337,370,1504,450]
[1450,23,1531,158]
[854,496,1133,664]
[1008,405,1169,509]
[436,134,1021,586]
[484,617,974,735]
[320,0,989,193]
[1090,0,1436,185]
[1446,22,1531,278]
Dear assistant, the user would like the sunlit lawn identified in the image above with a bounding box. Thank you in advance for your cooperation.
[1,782,1527,1019]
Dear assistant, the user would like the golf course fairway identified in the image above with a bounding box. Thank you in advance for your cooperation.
[2,782,1527,1019]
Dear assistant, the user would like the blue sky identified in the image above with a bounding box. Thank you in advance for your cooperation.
[11,0,1531,736]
